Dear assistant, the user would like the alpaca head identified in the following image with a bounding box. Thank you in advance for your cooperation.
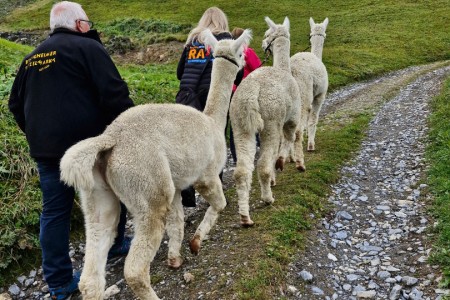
[262,16,290,53]
[309,17,329,38]
[201,28,252,69]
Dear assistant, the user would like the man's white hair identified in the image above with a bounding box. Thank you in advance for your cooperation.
[50,1,88,32]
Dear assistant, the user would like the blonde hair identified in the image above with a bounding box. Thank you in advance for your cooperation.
[186,7,229,45]
[50,1,88,32]
[231,27,244,39]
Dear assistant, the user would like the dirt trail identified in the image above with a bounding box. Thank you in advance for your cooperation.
[2,61,449,300]
[286,62,450,300]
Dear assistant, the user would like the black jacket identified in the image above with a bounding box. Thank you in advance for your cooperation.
[176,32,243,93]
[9,28,134,159]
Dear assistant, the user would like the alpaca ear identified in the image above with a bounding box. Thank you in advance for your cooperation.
[265,16,277,31]
[233,29,252,53]
[323,17,329,30]
[201,29,218,51]
[283,16,290,31]
[309,17,315,28]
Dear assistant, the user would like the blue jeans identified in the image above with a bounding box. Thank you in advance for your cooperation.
[36,159,127,288]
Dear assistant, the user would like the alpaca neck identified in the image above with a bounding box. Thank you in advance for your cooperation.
[203,59,236,131]
[310,35,325,60]
[272,36,291,71]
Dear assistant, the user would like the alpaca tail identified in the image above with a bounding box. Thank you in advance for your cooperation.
[60,134,116,191]
[232,83,264,134]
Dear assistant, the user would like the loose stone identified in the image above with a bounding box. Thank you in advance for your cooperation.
[299,270,313,283]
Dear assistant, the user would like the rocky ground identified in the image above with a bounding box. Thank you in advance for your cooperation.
[285,63,450,300]
[1,61,449,300]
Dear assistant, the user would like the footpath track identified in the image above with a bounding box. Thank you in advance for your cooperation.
[286,64,450,300]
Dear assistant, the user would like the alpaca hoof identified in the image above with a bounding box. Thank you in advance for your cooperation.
[168,257,184,269]
[308,143,315,151]
[270,179,276,187]
[240,215,255,227]
[296,161,306,172]
[262,196,275,205]
[275,157,284,171]
[79,280,104,300]
[189,236,201,255]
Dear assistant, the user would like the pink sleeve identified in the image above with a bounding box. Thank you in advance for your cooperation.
[244,48,262,72]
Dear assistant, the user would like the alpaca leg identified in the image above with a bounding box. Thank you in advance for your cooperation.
[276,120,297,171]
[285,143,295,163]
[190,177,227,253]
[293,126,306,172]
[233,133,257,227]
[165,190,184,269]
[275,136,289,171]
[270,164,276,187]
[257,129,280,204]
[307,93,325,151]
[79,167,121,300]
[124,192,172,300]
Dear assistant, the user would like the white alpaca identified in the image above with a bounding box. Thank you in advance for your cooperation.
[290,17,329,155]
[230,17,302,227]
[59,30,251,300]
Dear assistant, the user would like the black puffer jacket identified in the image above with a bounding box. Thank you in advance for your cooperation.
[9,28,134,159]
[176,32,243,111]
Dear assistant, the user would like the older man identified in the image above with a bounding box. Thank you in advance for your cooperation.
[8,1,134,299]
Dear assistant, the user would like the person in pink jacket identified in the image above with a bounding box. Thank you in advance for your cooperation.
[231,28,262,92]
[229,27,262,163]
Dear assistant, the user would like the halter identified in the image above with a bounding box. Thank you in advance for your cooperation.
[310,33,326,38]
[259,36,278,67]
[214,55,239,67]
[301,33,326,52]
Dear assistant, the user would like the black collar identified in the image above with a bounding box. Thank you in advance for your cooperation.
[50,28,103,44]
[310,33,326,39]
[214,55,239,67]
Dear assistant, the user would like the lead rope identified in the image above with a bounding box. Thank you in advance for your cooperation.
[300,34,312,52]
[258,38,275,67]
[258,49,272,67]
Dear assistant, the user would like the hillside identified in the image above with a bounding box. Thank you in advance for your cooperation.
[0,0,449,88]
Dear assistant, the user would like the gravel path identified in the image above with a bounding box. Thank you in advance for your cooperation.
[286,65,450,300]
[1,62,449,300]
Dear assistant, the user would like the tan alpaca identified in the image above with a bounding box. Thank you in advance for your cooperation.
[291,17,329,155]
[59,29,251,300]
[230,17,302,227]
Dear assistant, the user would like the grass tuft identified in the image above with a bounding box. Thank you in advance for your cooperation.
[427,78,450,288]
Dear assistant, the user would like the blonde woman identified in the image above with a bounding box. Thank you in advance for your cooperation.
[176,7,243,207]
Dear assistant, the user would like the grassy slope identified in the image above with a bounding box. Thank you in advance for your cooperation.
[0,39,43,279]
[0,0,449,89]
[0,0,449,292]
[428,78,450,287]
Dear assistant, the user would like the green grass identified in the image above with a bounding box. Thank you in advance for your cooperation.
[427,78,450,288]
[0,39,41,280]
[0,39,32,97]
[101,18,191,48]
[118,64,178,105]
[1,0,449,89]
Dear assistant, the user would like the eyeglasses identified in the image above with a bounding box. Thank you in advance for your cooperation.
[77,19,94,29]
